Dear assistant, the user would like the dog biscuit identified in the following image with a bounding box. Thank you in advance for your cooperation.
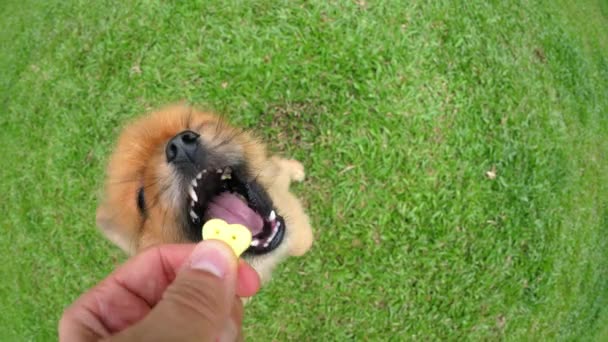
[202,218,252,257]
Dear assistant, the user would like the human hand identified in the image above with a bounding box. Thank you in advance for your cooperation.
[59,240,260,341]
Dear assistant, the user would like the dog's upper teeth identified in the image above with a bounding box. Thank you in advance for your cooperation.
[250,239,260,247]
[216,168,223,174]
[196,169,208,180]
[191,179,198,187]
[189,187,198,202]
[268,210,276,221]
[221,167,232,180]
[190,210,199,221]
[190,200,195,208]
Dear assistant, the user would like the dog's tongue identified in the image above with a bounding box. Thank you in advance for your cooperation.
[204,193,264,236]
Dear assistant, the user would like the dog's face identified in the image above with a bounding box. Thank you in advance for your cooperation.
[97,104,312,283]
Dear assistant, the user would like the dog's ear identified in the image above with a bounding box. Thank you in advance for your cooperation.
[96,203,137,255]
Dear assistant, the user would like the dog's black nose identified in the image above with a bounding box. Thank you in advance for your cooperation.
[166,130,200,163]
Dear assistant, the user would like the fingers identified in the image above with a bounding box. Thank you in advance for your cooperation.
[108,240,239,341]
[237,259,261,298]
[59,243,261,341]
[220,298,245,342]
[59,244,196,340]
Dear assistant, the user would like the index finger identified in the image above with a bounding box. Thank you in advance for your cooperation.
[60,244,195,339]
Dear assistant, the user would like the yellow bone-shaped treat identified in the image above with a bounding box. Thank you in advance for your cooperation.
[202,219,252,257]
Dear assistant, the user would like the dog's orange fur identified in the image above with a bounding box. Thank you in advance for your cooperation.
[97,104,313,283]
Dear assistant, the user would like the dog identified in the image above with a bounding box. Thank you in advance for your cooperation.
[96,104,313,284]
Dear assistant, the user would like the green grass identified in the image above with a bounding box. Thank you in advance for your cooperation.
[1,0,608,340]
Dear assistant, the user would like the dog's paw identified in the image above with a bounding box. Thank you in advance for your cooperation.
[283,159,305,182]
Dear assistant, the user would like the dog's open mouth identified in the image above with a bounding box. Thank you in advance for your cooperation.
[186,167,285,254]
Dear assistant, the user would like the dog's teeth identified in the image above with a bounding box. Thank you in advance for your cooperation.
[221,173,232,180]
[268,210,276,221]
[221,167,232,180]
[263,224,279,248]
[190,200,195,208]
[196,169,208,180]
[189,210,199,221]
[191,179,198,187]
[189,187,198,202]
[216,168,223,174]
[250,239,260,247]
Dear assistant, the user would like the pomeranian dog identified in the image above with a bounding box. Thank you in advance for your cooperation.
[96,104,313,284]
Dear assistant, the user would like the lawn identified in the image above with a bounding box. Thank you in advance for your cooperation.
[1,0,608,340]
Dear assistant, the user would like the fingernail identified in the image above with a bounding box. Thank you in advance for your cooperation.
[219,319,238,342]
[189,241,232,278]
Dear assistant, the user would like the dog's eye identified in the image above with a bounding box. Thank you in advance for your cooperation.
[136,187,146,215]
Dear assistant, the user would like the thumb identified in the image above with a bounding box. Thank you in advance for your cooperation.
[110,240,239,342]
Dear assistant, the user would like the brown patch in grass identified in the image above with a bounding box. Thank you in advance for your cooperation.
[534,47,547,64]
[260,101,325,152]
[85,149,95,164]
[496,314,506,331]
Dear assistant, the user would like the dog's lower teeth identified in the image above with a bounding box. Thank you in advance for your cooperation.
[263,222,280,247]
[190,210,199,221]
[250,240,260,247]
[191,179,198,187]
[216,169,223,174]
[189,188,198,202]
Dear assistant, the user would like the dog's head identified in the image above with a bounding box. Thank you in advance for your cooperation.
[97,104,312,282]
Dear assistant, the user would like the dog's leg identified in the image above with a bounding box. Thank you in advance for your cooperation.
[270,157,305,191]
[265,157,312,256]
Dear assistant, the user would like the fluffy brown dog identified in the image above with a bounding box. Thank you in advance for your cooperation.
[96,104,313,284]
